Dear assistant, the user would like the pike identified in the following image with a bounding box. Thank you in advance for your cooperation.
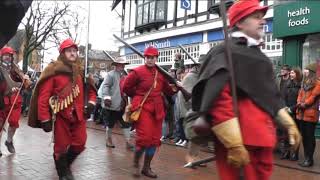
[218,1,244,179]
[103,50,128,75]
[113,34,191,100]
[186,2,244,179]
[0,70,36,135]
[84,0,91,111]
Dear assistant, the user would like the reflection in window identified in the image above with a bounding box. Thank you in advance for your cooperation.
[137,6,143,26]
[302,34,320,69]
[136,0,167,27]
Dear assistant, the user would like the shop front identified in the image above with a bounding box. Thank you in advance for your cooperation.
[274,1,320,138]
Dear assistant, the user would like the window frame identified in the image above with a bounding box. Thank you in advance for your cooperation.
[135,0,168,28]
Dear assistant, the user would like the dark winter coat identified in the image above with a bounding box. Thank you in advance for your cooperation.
[284,80,301,114]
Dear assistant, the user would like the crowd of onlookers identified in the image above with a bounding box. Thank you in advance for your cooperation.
[278,63,319,167]
[21,61,319,167]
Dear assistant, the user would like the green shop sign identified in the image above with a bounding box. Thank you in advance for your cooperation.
[273,1,320,38]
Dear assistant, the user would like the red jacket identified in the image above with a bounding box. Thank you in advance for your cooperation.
[37,74,96,122]
[123,65,175,121]
[209,84,276,147]
[296,80,320,122]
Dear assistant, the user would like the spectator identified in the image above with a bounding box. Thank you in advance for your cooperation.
[296,63,320,167]
[282,67,302,160]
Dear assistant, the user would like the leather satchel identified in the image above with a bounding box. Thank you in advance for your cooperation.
[123,71,158,123]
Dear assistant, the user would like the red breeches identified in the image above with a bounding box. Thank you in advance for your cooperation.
[0,94,22,128]
[215,144,273,180]
[134,110,163,149]
[54,115,87,159]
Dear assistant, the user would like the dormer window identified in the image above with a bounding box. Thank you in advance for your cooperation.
[135,0,167,32]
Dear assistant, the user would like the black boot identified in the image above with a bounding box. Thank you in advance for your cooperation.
[133,150,144,177]
[5,141,15,153]
[290,148,299,161]
[66,150,80,167]
[141,154,157,178]
[298,158,314,167]
[280,150,290,160]
[54,154,75,180]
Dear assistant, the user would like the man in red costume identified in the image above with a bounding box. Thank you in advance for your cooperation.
[0,46,29,157]
[192,1,301,180]
[28,39,96,180]
[123,46,178,178]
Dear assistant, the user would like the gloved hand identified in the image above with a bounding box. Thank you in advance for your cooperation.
[41,120,52,132]
[275,108,301,151]
[85,103,95,119]
[211,118,250,168]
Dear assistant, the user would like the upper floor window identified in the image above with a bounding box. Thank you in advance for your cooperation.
[136,0,167,31]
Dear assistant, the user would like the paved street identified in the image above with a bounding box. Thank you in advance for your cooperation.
[0,118,319,180]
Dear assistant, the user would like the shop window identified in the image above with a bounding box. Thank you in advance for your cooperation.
[135,0,167,32]
[302,33,320,69]
[125,44,200,67]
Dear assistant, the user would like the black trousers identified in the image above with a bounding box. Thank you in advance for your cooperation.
[102,109,130,129]
[297,120,317,160]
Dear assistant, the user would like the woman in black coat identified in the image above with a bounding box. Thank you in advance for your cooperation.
[282,67,302,160]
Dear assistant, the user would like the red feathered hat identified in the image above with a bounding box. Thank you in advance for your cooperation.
[228,0,268,28]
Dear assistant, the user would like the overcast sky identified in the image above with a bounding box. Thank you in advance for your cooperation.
[19,1,122,65]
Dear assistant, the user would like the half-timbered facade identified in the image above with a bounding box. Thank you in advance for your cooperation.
[115,0,282,70]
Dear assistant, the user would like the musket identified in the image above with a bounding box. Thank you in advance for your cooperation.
[184,156,215,168]
[113,34,192,100]
[178,44,197,64]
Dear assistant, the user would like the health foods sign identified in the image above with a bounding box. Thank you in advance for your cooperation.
[273,1,320,38]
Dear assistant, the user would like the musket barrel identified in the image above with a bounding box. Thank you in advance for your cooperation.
[178,44,197,64]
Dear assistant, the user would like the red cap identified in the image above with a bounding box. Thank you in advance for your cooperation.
[0,47,15,55]
[59,39,78,53]
[228,0,268,28]
[144,46,159,57]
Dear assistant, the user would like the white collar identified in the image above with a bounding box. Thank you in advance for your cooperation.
[231,31,264,47]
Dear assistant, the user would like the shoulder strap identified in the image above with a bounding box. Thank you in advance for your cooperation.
[139,70,158,108]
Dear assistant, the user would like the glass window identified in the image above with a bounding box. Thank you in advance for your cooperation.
[143,4,149,24]
[302,33,320,69]
[137,6,143,26]
[149,1,155,22]
[136,0,167,27]
[156,1,165,20]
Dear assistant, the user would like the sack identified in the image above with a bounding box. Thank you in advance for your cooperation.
[123,104,141,123]
[184,110,214,145]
